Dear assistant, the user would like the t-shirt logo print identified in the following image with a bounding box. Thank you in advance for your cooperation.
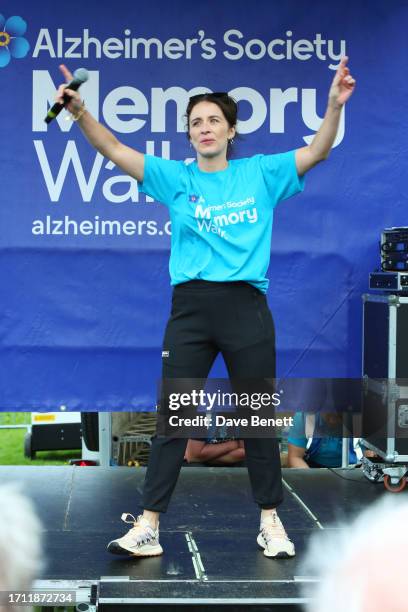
[189,194,205,203]
[193,196,259,241]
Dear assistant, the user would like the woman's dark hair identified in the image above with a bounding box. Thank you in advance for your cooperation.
[185,92,238,142]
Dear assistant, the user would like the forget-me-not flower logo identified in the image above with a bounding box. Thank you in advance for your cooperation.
[0,15,30,68]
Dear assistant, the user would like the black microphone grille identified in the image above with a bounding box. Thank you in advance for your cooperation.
[73,68,89,83]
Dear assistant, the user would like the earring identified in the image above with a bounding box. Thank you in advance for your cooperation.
[228,138,235,145]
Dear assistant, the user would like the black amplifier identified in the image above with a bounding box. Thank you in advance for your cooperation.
[381,227,408,272]
[382,253,408,271]
[381,227,408,253]
[369,271,408,292]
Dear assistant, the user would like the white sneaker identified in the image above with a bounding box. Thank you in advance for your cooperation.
[257,510,295,558]
[107,513,163,557]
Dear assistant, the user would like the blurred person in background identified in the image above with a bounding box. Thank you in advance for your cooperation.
[300,495,408,612]
[185,438,245,465]
[287,411,357,468]
[0,485,43,612]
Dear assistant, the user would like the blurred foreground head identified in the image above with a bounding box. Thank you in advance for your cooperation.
[300,495,408,612]
[0,485,43,612]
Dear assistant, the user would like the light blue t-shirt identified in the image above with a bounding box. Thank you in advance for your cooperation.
[138,151,304,293]
[287,412,357,468]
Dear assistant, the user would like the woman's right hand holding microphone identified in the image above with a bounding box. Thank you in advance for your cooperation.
[56,64,85,118]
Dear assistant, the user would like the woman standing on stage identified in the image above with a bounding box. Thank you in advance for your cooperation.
[56,58,355,558]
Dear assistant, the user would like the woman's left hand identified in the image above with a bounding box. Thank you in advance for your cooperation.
[328,56,356,108]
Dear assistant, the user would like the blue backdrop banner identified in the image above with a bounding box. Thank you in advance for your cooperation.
[0,0,407,410]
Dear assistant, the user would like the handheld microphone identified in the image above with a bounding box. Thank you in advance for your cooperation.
[44,68,89,124]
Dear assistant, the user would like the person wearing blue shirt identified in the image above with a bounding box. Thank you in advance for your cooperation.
[288,412,357,468]
[56,58,355,560]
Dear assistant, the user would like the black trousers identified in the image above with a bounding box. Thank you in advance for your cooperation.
[142,281,284,512]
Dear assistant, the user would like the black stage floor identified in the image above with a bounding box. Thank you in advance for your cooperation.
[0,466,395,610]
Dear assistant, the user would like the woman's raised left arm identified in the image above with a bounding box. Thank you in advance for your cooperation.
[295,56,356,176]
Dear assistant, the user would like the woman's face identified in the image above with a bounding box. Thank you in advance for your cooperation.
[188,101,236,160]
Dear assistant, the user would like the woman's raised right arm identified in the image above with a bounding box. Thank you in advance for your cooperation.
[57,64,144,182]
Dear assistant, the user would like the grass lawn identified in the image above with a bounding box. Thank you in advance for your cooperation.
[0,413,81,466]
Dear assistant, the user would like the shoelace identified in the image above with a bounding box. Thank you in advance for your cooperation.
[121,513,154,545]
[261,512,289,543]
